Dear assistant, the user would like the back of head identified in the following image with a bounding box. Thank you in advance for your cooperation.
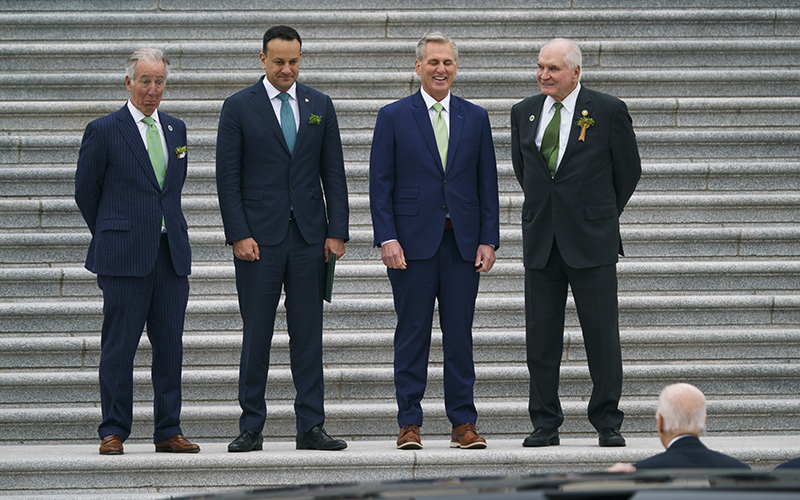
[657,383,707,436]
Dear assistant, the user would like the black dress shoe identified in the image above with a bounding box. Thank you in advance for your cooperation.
[598,428,626,447]
[228,430,263,452]
[523,428,559,447]
[296,424,347,450]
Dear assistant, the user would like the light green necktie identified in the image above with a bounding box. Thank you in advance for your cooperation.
[278,92,297,153]
[142,116,166,188]
[540,102,563,177]
[433,102,448,171]
[142,116,166,227]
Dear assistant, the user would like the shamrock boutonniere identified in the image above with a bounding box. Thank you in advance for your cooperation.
[174,145,187,159]
[309,114,322,125]
[576,110,594,142]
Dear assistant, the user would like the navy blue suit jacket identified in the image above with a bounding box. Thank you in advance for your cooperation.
[369,90,499,261]
[75,105,191,277]
[635,436,751,470]
[511,86,641,270]
[216,77,349,247]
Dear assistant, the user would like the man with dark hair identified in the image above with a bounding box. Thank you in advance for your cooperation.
[217,25,349,452]
[76,48,199,455]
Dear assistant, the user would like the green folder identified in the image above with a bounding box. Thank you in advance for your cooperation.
[324,253,336,303]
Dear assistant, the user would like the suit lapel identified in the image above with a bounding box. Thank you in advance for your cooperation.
[558,87,592,171]
[521,95,550,177]
[411,91,445,174]
[249,77,292,154]
[116,106,161,190]
[161,114,179,190]
[444,96,464,179]
[294,83,311,155]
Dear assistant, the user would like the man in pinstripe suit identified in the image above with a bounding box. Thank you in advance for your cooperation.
[75,48,199,455]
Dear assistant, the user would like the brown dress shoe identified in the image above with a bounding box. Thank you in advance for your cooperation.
[450,423,487,449]
[396,424,422,449]
[99,434,124,455]
[154,433,200,453]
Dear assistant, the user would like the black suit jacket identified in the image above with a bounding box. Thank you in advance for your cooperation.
[216,77,349,247]
[635,435,751,469]
[511,86,641,270]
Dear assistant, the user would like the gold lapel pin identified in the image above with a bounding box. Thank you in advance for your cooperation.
[168,125,173,131]
[305,98,309,103]
[529,115,535,121]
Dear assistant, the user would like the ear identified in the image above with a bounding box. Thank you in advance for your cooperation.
[657,413,664,434]
[415,59,422,77]
[259,52,268,72]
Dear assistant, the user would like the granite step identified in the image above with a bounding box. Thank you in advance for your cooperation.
[3,161,799,199]
[1,397,798,445]
[2,260,799,300]
[2,68,799,101]
[1,226,800,267]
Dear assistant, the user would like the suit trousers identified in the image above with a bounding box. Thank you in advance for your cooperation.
[97,233,188,443]
[524,239,624,432]
[234,219,326,434]
[388,228,480,428]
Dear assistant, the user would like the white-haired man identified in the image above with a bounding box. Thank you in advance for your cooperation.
[608,383,750,471]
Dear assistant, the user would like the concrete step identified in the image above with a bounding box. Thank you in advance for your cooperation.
[2,260,799,301]
[0,436,796,499]
[1,397,798,445]
[2,325,799,370]
[4,96,800,135]
[2,226,800,268]
[4,39,800,74]
[4,161,799,199]
[2,68,799,102]
[3,127,799,167]
[0,8,795,42]
[3,192,800,231]
[0,291,799,334]
[3,359,800,407]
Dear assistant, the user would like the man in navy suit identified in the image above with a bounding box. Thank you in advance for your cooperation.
[216,26,349,452]
[608,383,750,471]
[75,48,199,455]
[511,39,641,448]
[370,32,500,450]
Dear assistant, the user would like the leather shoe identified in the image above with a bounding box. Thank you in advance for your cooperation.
[228,430,263,452]
[155,433,200,453]
[522,428,559,447]
[99,434,123,455]
[397,424,422,449]
[450,423,487,449]
[599,428,626,447]
[296,424,347,450]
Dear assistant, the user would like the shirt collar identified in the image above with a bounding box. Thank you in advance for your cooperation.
[263,77,297,102]
[420,88,451,112]
[667,434,694,449]
[127,100,160,125]
[544,82,581,115]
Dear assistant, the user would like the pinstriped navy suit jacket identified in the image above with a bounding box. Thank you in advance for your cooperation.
[75,105,191,277]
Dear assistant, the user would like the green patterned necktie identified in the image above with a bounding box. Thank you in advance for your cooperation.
[141,116,166,188]
[540,102,563,177]
[278,92,297,152]
[433,102,448,171]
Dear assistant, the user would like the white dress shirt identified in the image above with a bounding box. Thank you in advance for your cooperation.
[263,78,300,132]
[420,88,451,139]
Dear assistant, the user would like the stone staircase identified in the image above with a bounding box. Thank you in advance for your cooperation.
[2,0,800,497]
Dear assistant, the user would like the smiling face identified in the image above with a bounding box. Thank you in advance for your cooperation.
[125,58,166,116]
[537,41,580,102]
[260,37,302,93]
[415,41,458,102]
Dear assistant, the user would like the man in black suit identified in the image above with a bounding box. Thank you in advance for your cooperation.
[510,38,641,448]
[216,25,349,452]
[75,48,199,455]
[608,383,750,471]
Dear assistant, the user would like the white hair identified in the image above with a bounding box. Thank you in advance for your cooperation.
[126,48,169,80]
[657,383,707,435]
[540,38,582,72]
